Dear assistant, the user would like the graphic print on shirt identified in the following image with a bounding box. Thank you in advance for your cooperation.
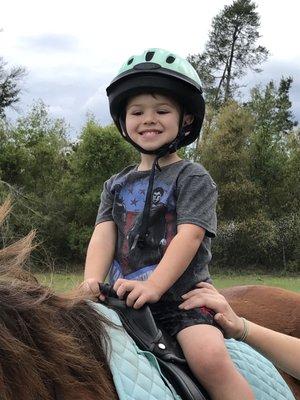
[109,176,177,284]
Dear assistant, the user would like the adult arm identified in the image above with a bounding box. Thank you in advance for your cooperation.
[180,282,300,380]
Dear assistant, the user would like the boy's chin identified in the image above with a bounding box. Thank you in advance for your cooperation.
[134,138,171,153]
[138,142,165,153]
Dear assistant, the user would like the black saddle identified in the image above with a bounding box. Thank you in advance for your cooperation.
[99,283,210,400]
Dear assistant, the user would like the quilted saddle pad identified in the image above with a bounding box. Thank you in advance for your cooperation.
[93,303,295,400]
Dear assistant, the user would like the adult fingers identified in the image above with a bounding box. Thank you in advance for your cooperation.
[195,282,219,292]
[179,293,223,311]
[214,313,236,338]
[181,287,218,300]
[214,311,244,339]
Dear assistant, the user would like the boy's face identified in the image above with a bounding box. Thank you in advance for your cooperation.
[125,93,182,152]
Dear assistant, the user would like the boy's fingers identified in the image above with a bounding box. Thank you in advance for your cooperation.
[133,294,146,309]
[126,288,140,307]
[113,278,126,292]
[80,279,100,297]
[116,283,130,299]
[114,279,134,298]
[98,293,106,301]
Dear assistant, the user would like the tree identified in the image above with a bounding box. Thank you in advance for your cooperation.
[188,0,268,105]
[248,77,296,134]
[61,118,138,260]
[0,101,71,266]
[0,57,26,118]
[247,77,298,217]
[194,84,299,272]
[0,100,69,192]
[196,101,261,221]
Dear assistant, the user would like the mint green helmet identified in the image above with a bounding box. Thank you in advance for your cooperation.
[106,48,205,154]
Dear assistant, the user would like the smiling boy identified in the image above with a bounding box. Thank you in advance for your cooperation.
[83,49,254,399]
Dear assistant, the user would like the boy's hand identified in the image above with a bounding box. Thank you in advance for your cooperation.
[113,278,162,309]
[79,278,105,301]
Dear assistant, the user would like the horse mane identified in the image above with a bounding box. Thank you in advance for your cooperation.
[0,199,118,400]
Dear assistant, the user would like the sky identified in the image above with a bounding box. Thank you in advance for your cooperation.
[1,0,300,138]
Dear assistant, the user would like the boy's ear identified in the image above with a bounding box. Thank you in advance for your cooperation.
[183,114,194,126]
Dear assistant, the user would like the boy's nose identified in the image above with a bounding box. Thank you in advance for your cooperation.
[143,112,157,124]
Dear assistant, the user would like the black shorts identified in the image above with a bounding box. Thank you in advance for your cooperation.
[150,299,219,337]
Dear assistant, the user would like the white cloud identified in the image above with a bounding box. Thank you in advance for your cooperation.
[1,0,299,137]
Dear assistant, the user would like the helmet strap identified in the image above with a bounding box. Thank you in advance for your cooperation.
[129,153,162,251]
[128,110,186,251]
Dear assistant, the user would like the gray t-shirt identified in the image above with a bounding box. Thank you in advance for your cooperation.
[96,159,217,301]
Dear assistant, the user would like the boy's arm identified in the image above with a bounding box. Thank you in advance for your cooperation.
[84,220,116,285]
[114,170,217,308]
[114,223,205,308]
[148,223,205,293]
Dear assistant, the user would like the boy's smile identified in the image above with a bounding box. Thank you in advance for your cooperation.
[125,93,181,152]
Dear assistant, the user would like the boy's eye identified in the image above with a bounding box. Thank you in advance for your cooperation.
[131,111,142,116]
[157,110,169,114]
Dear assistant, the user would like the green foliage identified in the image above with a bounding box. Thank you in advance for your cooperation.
[248,77,296,134]
[0,57,26,118]
[247,78,298,217]
[1,101,69,192]
[0,101,71,266]
[213,212,300,273]
[0,107,138,266]
[60,118,138,260]
[1,30,298,274]
[197,101,262,220]
[194,78,299,272]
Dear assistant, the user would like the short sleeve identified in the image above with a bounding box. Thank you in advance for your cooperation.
[95,178,114,225]
[176,173,217,237]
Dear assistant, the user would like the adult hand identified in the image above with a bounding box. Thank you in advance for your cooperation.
[79,278,105,301]
[113,278,162,309]
[179,282,244,339]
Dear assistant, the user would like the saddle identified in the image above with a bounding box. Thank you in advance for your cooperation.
[99,283,209,400]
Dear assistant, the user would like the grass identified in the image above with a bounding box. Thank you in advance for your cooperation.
[35,272,83,292]
[35,272,300,293]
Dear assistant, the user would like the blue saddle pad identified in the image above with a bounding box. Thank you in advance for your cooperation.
[93,303,295,400]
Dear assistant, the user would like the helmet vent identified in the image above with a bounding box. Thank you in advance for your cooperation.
[127,57,134,65]
[145,51,155,61]
[166,55,175,64]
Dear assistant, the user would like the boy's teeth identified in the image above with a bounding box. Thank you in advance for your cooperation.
[143,131,158,135]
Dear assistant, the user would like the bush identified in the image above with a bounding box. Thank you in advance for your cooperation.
[212,212,300,273]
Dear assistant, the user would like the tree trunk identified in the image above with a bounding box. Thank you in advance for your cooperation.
[224,25,239,102]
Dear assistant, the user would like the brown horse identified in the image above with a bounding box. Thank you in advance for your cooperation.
[221,285,300,399]
[0,200,298,399]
